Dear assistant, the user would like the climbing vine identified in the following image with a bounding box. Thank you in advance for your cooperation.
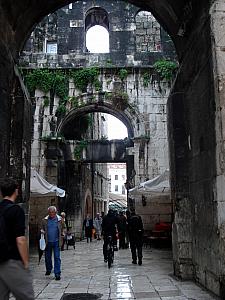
[106,91,129,110]
[24,69,69,101]
[43,96,50,107]
[70,67,101,92]
[118,69,128,81]
[153,59,177,81]
[74,140,88,161]
[142,72,151,88]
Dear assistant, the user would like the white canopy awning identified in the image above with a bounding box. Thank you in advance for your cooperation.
[30,168,65,197]
[109,192,127,210]
[129,169,170,196]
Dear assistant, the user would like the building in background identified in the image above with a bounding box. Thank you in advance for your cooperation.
[108,163,126,195]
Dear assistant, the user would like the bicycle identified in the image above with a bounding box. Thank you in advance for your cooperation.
[106,235,114,268]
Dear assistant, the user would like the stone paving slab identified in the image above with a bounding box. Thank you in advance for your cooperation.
[10,239,221,299]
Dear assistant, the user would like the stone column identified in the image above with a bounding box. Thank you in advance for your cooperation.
[211,0,225,296]
[168,92,193,280]
[0,45,14,178]
[169,2,222,295]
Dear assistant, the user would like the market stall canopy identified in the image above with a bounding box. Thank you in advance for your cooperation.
[129,169,170,195]
[109,192,127,211]
[30,168,65,197]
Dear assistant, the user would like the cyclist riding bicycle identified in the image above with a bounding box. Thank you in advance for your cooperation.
[102,209,118,262]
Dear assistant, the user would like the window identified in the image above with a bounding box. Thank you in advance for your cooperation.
[115,185,118,192]
[46,42,57,54]
[85,8,109,53]
[115,175,118,180]
[86,25,109,53]
[69,3,73,9]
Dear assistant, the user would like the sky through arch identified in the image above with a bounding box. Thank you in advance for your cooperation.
[86,25,109,53]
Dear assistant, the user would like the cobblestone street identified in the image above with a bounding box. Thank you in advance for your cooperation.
[24,240,220,300]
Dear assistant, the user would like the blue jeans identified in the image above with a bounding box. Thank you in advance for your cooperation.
[45,241,61,276]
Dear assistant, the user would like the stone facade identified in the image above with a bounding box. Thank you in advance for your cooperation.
[20,0,175,240]
[2,0,225,297]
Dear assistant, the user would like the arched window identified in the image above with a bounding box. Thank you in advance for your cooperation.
[135,11,161,52]
[85,7,109,53]
[86,25,109,53]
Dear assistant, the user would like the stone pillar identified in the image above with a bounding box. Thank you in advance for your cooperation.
[169,3,221,295]
[168,92,193,279]
[10,71,32,203]
[211,0,225,296]
[0,45,14,178]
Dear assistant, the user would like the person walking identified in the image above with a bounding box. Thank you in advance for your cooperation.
[118,211,127,249]
[41,206,63,280]
[127,207,144,265]
[83,215,93,243]
[125,210,131,248]
[0,178,34,300]
[93,213,102,240]
[60,211,68,251]
[102,209,118,262]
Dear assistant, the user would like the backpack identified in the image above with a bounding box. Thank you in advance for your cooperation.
[0,203,16,263]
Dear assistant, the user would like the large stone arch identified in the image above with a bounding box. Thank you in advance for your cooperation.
[2,0,225,297]
[57,100,143,139]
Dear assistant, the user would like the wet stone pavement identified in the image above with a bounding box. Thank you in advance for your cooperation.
[18,240,221,299]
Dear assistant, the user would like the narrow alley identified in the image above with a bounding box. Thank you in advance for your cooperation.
[26,240,219,300]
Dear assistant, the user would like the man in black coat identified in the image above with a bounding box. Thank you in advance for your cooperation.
[0,178,34,299]
[102,209,118,262]
[83,215,93,243]
[127,207,144,265]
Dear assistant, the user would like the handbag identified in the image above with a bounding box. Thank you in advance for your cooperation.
[39,233,46,251]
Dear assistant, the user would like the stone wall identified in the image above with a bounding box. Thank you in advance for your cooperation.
[20,0,176,69]
[167,1,225,295]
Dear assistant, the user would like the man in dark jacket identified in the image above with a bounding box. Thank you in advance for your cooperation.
[83,215,93,243]
[102,209,118,261]
[118,211,127,249]
[127,207,144,265]
[0,178,34,299]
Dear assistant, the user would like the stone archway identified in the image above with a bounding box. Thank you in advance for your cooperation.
[85,194,92,217]
[1,0,225,296]
[57,97,141,139]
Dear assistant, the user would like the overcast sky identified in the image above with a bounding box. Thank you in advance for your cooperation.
[107,115,128,140]
[86,25,109,53]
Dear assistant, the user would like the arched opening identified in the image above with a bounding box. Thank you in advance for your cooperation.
[85,195,92,216]
[86,25,109,53]
[0,0,221,296]
[85,7,109,53]
[135,11,161,52]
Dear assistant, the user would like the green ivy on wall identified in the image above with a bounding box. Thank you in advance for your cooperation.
[153,59,177,81]
[74,140,88,161]
[43,96,50,107]
[70,67,101,92]
[106,91,129,110]
[142,72,151,88]
[118,69,128,81]
[25,69,69,101]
